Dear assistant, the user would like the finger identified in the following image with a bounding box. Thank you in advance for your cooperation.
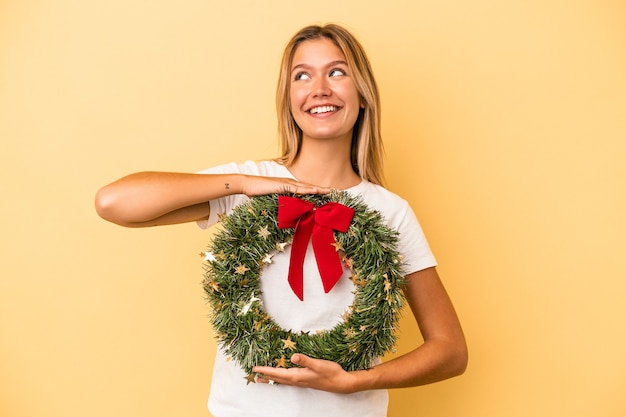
[252,365,275,375]
[290,353,314,368]
[253,368,298,386]
[255,376,276,385]
[292,186,331,195]
[252,366,291,379]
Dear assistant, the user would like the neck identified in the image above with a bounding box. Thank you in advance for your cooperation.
[288,136,361,190]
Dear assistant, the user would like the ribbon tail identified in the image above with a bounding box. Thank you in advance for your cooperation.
[288,216,314,301]
[312,225,344,294]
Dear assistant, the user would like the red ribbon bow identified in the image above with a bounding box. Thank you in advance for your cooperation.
[277,196,355,301]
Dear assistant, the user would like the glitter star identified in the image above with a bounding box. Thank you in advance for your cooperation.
[202,251,217,262]
[350,274,366,288]
[281,335,296,350]
[331,241,345,252]
[275,242,288,252]
[257,225,271,239]
[215,250,226,260]
[261,253,274,265]
[383,275,392,292]
[207,280,219,292]
[239,294,261,316]
[244,373,256,385]
[275,356,288,368]
[235,264,250,275]
[217,212,228,222]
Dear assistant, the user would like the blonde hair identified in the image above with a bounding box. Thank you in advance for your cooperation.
[275,24,385,186]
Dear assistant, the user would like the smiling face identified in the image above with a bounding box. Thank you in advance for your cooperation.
[289,38,362,144]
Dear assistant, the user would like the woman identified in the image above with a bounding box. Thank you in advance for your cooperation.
[96,24,467,417]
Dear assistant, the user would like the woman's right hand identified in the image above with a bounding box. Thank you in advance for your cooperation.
[241,175,331,197]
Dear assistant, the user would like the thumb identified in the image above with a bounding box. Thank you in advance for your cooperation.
[290,353,312,367]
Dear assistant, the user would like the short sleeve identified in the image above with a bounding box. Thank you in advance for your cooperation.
[347,181,437,276]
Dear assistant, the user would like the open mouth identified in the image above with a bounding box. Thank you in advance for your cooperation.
[308,105,340,115]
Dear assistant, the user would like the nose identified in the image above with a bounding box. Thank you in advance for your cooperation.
[312,76,331,98]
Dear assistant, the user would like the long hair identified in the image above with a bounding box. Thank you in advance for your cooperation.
[275,24,385,186]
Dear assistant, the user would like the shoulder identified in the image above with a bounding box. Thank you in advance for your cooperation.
[198,160,293,178]
[349,181,412,218]
[349,181,437,272]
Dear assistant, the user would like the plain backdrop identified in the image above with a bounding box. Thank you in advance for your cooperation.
[1,1,625,416]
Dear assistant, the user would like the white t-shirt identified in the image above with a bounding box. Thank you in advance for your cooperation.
[197,160,437,417]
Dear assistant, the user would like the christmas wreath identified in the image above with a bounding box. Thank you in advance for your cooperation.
[202,191,406,380]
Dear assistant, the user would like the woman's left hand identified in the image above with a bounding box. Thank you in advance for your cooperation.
[253,353,359,394]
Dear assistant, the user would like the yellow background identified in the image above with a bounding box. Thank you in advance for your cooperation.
[2,1,625,416]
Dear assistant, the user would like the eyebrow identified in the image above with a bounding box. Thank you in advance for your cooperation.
[291,60,349,73]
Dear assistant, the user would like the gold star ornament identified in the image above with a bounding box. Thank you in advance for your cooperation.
[244,373,256,385]
[257,225,271,239]
[281,335,296,350]
[275,356,288,368]
[235,264,250,275]
[261,253,274,265]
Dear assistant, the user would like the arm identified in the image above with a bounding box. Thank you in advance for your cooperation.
[253,267,467,393]
[95,171,329,227]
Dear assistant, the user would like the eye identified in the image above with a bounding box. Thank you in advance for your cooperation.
[329,68,346,77]
[294,72,310,81]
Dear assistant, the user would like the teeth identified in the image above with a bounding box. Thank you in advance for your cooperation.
[310,106,338,114]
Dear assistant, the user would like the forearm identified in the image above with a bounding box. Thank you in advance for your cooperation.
[350,268,468,392]
[95,171,329,227]
[95,171,242,226]
[254,338,467,395]
[349,338,468,392]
